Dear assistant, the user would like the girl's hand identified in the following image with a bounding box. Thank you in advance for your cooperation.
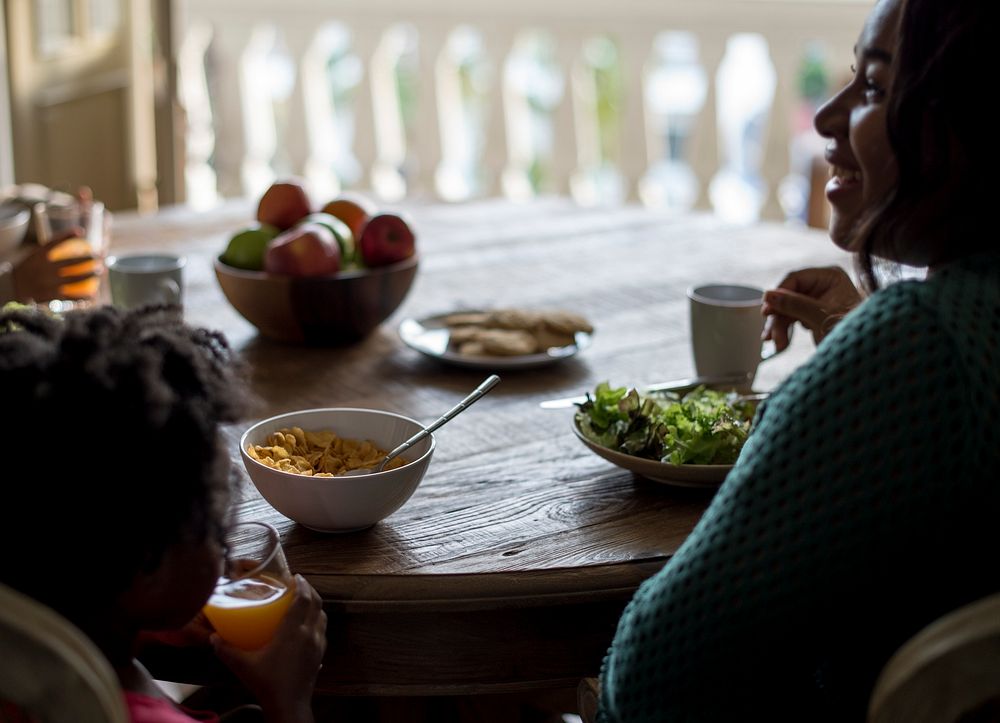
[211,575,327,723]
[762,266,862,352]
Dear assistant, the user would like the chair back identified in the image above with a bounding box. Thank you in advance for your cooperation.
[0,582,128,723]
[869,593,1000,723]
[577,676,600,723]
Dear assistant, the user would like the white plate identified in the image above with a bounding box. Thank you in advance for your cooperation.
[572,417,731,488]
[399,311,592,370]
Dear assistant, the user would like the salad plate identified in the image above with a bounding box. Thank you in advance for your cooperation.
[572,419,731,487]
[398,311,592,370]
[572,384,757,489]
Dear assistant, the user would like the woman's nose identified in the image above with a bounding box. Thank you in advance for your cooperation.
[814,84,850,139]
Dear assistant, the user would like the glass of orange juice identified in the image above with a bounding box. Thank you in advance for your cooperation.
[203,521,294,650]
[44,199,109,311]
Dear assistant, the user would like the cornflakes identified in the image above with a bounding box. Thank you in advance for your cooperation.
[247,427,407,477]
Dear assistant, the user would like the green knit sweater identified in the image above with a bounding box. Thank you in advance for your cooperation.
[598,253,1000,722]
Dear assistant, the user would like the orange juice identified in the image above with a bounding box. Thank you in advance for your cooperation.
[203,573,292,650]
[47,238,100,299]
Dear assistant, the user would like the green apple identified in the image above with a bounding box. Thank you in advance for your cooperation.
[298,213,356,264]
[222,223,280,270]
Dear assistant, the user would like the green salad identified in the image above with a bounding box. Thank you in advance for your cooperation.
[575,383,757,465]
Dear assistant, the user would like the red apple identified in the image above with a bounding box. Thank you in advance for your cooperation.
[321,193,376,241]
[257,179,312,230]
[264,223,341,277]
[358,213,416,267]
[298,212,355,263]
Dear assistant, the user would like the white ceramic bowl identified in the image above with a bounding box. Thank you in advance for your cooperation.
[0,204,30,257]
[240,408,434,532]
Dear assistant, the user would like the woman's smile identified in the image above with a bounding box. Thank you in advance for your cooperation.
[813,0,900,250]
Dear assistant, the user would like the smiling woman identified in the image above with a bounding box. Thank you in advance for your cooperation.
[814,0,899,252]
[596,0,999,720]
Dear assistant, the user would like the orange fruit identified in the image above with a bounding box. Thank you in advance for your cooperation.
[320,193,376,242]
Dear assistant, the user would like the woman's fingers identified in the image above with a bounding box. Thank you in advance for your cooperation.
[776,266,848,295]
[762,313,794,353]
[51,255,97,270]
[763,289,830,332]
[57,272,97,286]
[764,266,861,351]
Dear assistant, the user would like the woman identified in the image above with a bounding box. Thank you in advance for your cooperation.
[598,0,997,720]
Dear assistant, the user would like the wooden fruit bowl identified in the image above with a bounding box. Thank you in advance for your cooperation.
[214,255,418,344]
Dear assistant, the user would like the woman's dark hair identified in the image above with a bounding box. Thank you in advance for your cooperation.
[0,305,247,619]
[853,0,988,290]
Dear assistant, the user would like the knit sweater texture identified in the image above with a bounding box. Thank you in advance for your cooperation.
[598,253,1000,722]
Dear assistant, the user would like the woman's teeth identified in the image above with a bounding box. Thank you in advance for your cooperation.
[831,166,861,183]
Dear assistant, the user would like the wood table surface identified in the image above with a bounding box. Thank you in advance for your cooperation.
[113,198,849,696]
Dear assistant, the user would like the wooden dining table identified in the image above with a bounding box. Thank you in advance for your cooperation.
[114,197,849,700]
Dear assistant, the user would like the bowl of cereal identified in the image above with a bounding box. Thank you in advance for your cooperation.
[239,408,435,532]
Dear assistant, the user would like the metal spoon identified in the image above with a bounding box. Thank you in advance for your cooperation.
[342,374,501,476]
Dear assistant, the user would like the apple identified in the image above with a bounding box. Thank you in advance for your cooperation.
[222,223,280,270]
[257,179,312,230]
[321,193,376,242]
[264,223,341,277]
[298,212,356,263]
[358,213,416,267]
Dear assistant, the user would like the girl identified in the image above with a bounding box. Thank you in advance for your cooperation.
[0,306,327,723]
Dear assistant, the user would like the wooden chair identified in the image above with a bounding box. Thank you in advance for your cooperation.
[0,582,127,723]
[577,676,600,723]
[869,593,1000,723]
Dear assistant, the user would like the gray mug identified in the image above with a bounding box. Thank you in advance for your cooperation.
[688,283,774,383]
[107,254,185,310]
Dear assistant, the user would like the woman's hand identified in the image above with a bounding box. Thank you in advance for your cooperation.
[12,231,97,303]
[210,575,327,723]
[761,266,862,352]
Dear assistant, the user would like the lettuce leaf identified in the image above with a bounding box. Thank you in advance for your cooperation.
[575,384,755,465]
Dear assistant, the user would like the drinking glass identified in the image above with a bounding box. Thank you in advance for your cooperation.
[203,521,294,650]
[43,199,110,312]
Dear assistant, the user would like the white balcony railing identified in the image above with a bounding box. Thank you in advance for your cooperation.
[175,0,869,221]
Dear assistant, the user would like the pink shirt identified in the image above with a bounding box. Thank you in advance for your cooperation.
[123,692,220,723]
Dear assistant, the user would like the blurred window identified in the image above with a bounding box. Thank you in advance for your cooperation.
[35,0,76,56]
[88,0,121,38]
